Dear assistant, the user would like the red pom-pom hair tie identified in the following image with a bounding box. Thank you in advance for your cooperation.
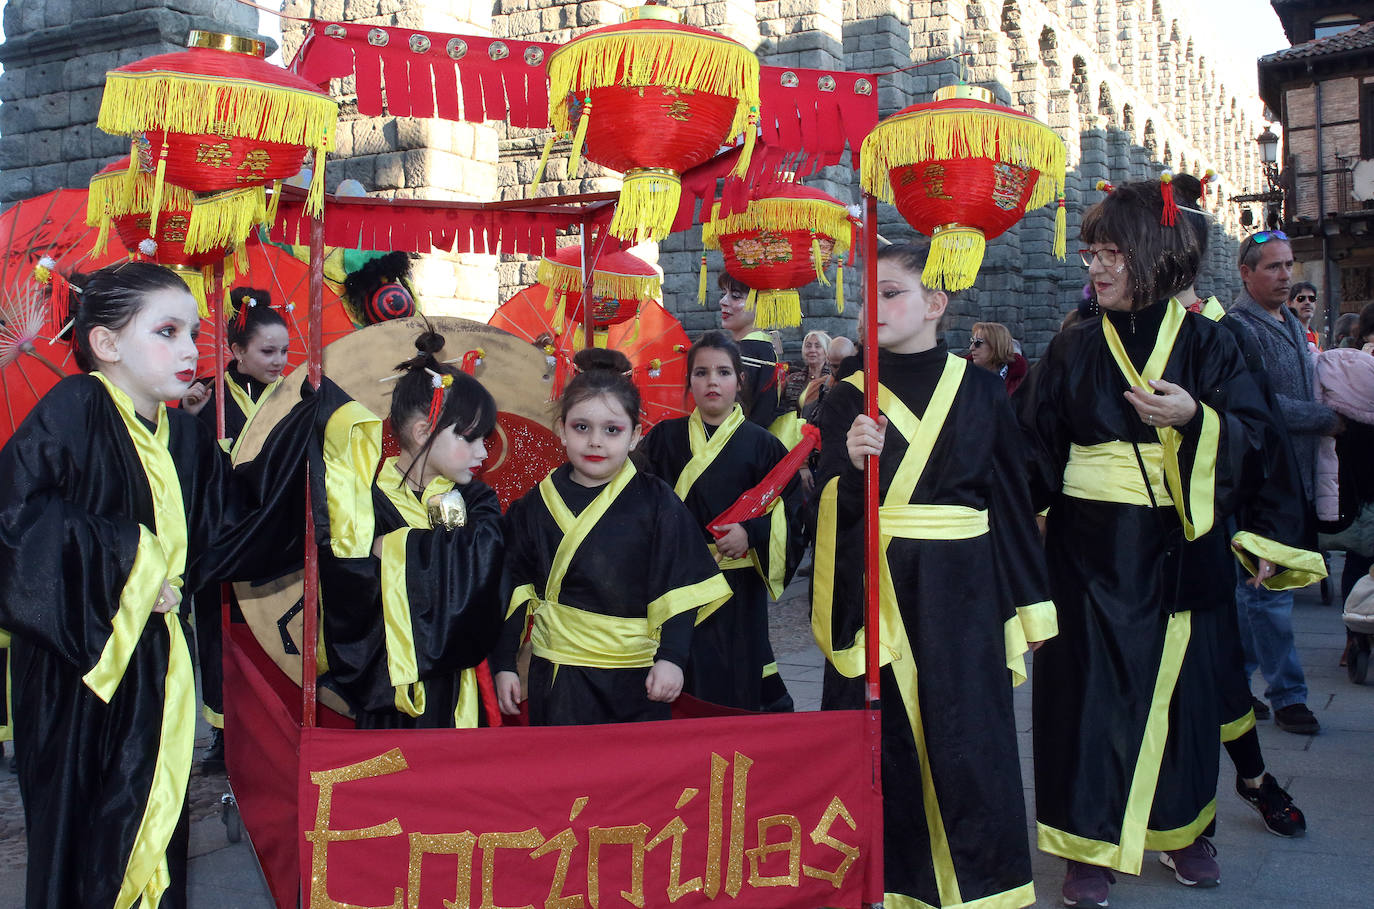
[426,370,452,432]
[1159,171,1178,226]
[1095,179,1115,194]
[234,295,256,332]
[460,348,485,375]
[1201,169,1218,204]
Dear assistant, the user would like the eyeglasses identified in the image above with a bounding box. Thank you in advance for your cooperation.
[1252,230,1289,243]
[1079,247,1123,268]
[969,338,986,349]
[1292,294,1315,303]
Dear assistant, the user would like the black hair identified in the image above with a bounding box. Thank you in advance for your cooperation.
[1171,173,1210,258]
[717,271,751,297]
[389,330,498,480]
[1288,282,1317,303]
[1080,180,1201,310]
[559,347,640,427]
[345,251,417,325]
[227,287,289,349]
[69,261,191,373]
[876,239,934,277]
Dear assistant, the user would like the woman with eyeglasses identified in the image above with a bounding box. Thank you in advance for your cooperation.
[968,321,1028,394]
[1287,283,1320,352]
[1017,180,1324,907]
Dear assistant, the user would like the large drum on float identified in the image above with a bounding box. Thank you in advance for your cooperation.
[231,317,564,716]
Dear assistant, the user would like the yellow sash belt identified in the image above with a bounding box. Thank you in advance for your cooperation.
[529,600,660,670]
[1062,441,1174,508]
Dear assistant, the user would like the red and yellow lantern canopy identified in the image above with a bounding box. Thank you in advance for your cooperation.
[544,2,760,243]
[95,30,337,251]
[87,159,247,316]
[860,84,1067,291]
[701,183,854,329]
[536,244,662,344]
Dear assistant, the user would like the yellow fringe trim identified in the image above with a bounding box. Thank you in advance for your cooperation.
[925,226,987,292]
[732,105,759,178]
[88,169,196,224]
[537,256,662,302]
[552,291,567,334]
[265,180,282,228]
[184,187,268,254]
[860,106,1066,214]
[754,289,802,329]
[306,143,327,217]
[702,195,853,259]
[546,29,759,146]
[743,286,757,313]
[166,266,209,318]
[697,254,708,304]
[98,71,338,149]
[608,169,682,243]
[1054,198,1067,260]
[811,236,830,286]
[835,263,844,314]
[568,98,591,176]
[530,133,558,195]
[148,146,169,236]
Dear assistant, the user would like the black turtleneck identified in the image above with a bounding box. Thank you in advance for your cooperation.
[1102,299,1169,373]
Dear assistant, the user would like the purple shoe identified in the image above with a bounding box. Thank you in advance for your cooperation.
[1063,860,1115,907]
[1159,835,1220,887]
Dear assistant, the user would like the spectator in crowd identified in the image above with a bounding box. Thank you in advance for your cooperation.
[1226,231,1340,735]
[826,335,855,373]
[783,329,832,417]
[968,321,1029,394]
[1287,283,1320,352]
[1333,312,1360,349]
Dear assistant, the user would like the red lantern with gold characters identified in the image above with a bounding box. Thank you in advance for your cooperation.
[87,159,243,316]
[543,1,760,243]
[536,245,662,341]
[701,183,854,329]
[860,84,1067,291]
[96,30,338,250]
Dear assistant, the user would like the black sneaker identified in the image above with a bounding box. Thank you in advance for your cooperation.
[201,728,226,775]
[1273,703,1320,735]
[1236,773,1306,837]
[1249,695,1271,721]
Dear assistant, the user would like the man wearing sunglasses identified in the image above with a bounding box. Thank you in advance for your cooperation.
[1287,283,1320,353]
[1228,232,1339,736]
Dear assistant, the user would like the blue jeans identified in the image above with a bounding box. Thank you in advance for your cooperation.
[1234,578,1308,710]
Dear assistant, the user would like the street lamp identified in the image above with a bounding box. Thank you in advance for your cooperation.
[1256,126,1280,167]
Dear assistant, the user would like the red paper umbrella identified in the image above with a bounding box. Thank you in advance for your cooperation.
[535,244,662,334]
[701,182,855,329]
[860,84,1067,291]
[96,29,338,250]
[489,288,690,431]
[543,3,760,243]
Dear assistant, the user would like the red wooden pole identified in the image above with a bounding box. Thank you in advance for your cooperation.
[300,211,325,730]
[861,193,884,907]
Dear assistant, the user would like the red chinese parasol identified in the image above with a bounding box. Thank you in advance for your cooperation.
[488,288,691,431]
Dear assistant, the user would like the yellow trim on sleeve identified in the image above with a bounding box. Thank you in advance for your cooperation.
[1231,530,1328,591]
[83,526,166,703]
[321,400,382,558]
[647,573,732,630]
[506,583,540,621]
[453,667,479,728]
[759,494,788,600]
[1017,600,1058,645]
[1220,709,1256,743]
[380,527,425,717]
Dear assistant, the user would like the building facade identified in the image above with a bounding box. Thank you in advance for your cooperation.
[2,1,1277,357]
[1259,0,1374,336]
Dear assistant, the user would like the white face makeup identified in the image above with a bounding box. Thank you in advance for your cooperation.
[94,286,202,419]
[559,393,642,487]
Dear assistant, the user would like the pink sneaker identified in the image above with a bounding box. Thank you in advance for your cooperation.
[1062,860,1115,907]
[1159,835,1220,887]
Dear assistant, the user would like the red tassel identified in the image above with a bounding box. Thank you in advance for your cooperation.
[1160,172,1178,227]
[48,271,71,338]
[461,348,484,375]
[426,372,452,430]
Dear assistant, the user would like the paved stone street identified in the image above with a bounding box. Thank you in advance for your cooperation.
[2,556,1371,907]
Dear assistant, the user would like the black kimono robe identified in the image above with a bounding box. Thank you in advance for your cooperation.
[190,360,284,728]
[738,330,782,429]
[639,404,802,711]
[813,346,1055,909]
[1017,299,1323,875]
[0,372,311,909]
[314,422,505,729]
[495,461,731,725]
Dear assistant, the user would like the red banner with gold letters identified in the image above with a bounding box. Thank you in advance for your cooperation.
[298,712,875,909]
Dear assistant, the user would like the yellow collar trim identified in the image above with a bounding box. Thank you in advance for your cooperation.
[376,457,455,530]
[674,404,745,500]
[537,461,637,605]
